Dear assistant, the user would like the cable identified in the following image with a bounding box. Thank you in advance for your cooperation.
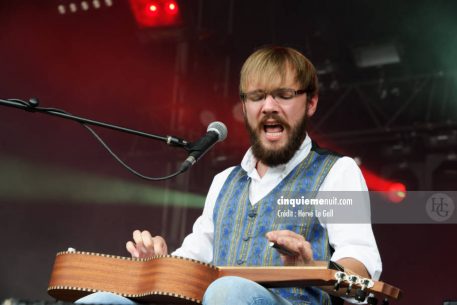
[6,98,186,181]
[81,123,185,181]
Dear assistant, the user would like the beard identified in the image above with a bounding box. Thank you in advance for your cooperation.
[244,111,308,167]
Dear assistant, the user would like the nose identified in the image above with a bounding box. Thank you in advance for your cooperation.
[261,94,280,114]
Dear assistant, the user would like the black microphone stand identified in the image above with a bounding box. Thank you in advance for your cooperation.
[0,97,192,180]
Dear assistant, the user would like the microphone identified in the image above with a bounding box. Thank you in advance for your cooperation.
[179,121,227,172]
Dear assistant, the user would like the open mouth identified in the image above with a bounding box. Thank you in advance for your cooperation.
[263,123,284,136]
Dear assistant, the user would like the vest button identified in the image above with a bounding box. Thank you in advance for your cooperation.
[248,211,257,218]
[237,259,244,265]
[243,235,250,241]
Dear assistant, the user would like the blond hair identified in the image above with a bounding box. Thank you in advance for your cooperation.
[239,46,318,97]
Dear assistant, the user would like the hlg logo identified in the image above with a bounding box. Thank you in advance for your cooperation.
[426,193,455,222]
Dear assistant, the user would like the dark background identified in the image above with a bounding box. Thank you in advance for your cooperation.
[0,0,456,304]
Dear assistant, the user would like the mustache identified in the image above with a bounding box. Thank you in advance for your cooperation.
[258,113,290,130]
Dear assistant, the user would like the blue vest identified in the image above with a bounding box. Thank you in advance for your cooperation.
[213,146,339,305]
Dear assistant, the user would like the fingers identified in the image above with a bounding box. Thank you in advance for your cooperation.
[266,230,313,265]
[126,241,139,258]
[277,236,313,263]
[266,230,303,241]
[152,235,168,256]
[140,230,154,255]
[125,230,168,258]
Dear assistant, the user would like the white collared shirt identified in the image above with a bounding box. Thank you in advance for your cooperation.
[173,136,382,281]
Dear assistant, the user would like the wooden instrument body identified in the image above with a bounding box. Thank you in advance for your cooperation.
[48,251,401,304]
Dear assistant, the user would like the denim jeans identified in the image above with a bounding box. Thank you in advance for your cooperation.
[76,276,293,305]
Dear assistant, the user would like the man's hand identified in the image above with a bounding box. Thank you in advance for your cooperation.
[266,230,313,266]
[126,230,168,258]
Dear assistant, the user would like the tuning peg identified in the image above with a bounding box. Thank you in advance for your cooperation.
[356,278,374,301]
[345,275,359,296]
[355,288,368,302]
[367,295,378,305]
[382,298,389,305]
[334,271,346,291]
[346,284,353,295]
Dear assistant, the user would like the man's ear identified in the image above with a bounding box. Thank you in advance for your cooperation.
[306,95,319,118]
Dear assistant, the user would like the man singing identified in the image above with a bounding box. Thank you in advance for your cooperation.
[79,46,382,305]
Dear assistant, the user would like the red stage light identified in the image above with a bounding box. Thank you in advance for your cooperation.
[129,0,181,28]
[386,182,407,203]
[361,167,407,203]
[165,1,178,15]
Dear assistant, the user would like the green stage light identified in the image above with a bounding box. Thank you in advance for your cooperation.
[0,154,205,208]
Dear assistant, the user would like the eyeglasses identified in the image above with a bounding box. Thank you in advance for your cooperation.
[240,88,307,103]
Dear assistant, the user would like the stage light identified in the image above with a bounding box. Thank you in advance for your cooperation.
[166,1,178,14]
[386,182,407,203]
[0,155,206,208]
[81,1,89,10]
[93,0,101,9]
[361,167,407,203]
[353,43,400,68]
[129,0,181,28]
[57,4,66,14]
[69,3,78,12]
[56,0,114,15]
[145,3,159,18]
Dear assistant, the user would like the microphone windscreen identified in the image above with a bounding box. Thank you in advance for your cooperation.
[207,121,228,142]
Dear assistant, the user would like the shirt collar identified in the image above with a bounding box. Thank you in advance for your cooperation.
[241,134,312,180]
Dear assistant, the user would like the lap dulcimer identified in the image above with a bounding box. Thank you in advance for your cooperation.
[48,250,401,304]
